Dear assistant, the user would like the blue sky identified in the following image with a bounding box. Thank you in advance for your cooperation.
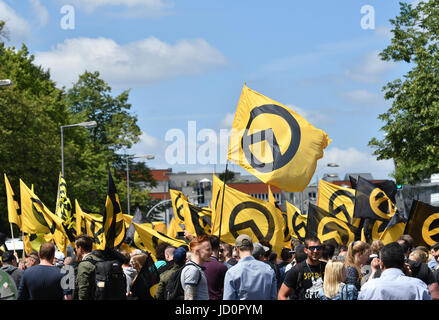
[0,0,415,181]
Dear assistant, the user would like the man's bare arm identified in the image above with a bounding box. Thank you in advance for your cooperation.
[184,284,196,300]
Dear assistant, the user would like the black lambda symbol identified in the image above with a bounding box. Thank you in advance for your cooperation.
[241,104,301,173]
[229,201,275,243]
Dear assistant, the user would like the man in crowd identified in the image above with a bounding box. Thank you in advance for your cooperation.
[278,236,326,300]
[155,246,187,299]
[223,234,277,300]
[18,242,70,300]
[1,251,24,287]
[429,243,439,270]
[358,242,432,300]
[203,235,228,300]
[181,235,211,300]
[220,242,237,268]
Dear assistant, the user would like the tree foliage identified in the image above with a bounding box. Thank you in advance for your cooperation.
[369,0,439,184]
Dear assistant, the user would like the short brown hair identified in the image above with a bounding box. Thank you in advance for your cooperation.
[75,234,93,252]
[39,242,55,260]
[189,235,210,251]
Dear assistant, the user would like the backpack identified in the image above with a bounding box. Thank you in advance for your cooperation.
[165,261,201,300]
[87,258,127,300]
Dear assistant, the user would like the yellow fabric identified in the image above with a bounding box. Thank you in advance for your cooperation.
[228,84,331,192]
[285,201,307,242]
[75,200,106,250]
[210,175,286,255]
[4,174,21,228]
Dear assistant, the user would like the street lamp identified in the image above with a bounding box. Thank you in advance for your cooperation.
[60,121,97,176]
[0,79,13,87]
[126,154,155,216]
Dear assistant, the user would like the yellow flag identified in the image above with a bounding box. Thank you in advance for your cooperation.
[55,173,75,235]
[23,232,48,255]
[211,175,286,255]
[268,185,276,206]
[132,222,187,261]
[166,217,184,238]
[285,201,307,242]
[317,179,360,228]
[75,200,105,250]
[228,85,331,192]
[183,203,212,237]
[169,189,188,225]
[4,174,21,228]
[152,222,167,234]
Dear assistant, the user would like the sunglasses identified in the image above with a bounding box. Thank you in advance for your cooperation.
[308,245,322,251]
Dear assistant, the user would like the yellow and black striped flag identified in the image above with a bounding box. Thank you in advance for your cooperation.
[285,201,307,243]
[103,165,126,249]
[184,203,212,237]
[404,200,439,248]
[227,84,331,192]
[4,174,21,228]
[55,173,75,243]
[169,189,187,226]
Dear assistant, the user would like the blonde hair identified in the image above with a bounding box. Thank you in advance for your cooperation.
[344,241,370,280]
[409,249,428,264]
[370,240,383,255]
[323,260,345,298]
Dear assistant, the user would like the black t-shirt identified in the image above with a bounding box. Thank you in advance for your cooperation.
[408,260,436,285]
[283,260,326,300]
[18,265,65,300]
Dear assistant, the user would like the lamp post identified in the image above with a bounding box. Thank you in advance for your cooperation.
[60,121,97,176]
[126,154,155,216]
[0,79,13,87]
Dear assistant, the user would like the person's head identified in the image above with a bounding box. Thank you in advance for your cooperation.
[370,240,384,256]
[260,240,272,260]
[219,242,231,262]
[235,234,253,258]
[75,234,93,260]
[323,259,347,298]
[155,242,171,261]
[397,239,411,257]
[380,242,405,270]
[173,247,187,267]
[338,245,348,256]
[431,243,439,262]
[321,243,335,261]
[1,251,16,266]
[304,236,322,264]
[25,253,39,268]
[64,256,74,266]
[164,246,176,262]
[345,241,371,267]
[409,249,428,264]
[54,251,65,267]
[252,242,269,260]
[131,253,147,272]
[39,242,56,263]
[120,251,131,266]
[209,235,221,257]
[189,235,212,263]
[280,247,293,262]
[398,234,414,251]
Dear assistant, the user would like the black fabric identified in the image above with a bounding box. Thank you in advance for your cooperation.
[283,260,326,300]
[408,259,436,285]
[165,261,201,300]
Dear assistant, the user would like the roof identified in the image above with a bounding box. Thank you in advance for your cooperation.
[227,182,281,194]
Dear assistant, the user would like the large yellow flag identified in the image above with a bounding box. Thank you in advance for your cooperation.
[4,174,21,228]
[211,174,286,255]
[167,217,184,238]
[20,179,70,254]
[132,222,187,261]
[228,85,331,192]
[75,200,106,250]
[55,173,75,239]
[183,203,212,237]
[317,179,360,228]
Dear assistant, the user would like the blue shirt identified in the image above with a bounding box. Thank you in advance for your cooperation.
[428,258,438,270]
[358,268,432,300]
[318,283,358,300]
[223,255,277,300]
[18,265,65,300]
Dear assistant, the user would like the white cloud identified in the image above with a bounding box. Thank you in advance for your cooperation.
[0,1,32,42]
[34,36,226,88]
[30,0,49,26]
[316,147,394,180]
[61,0,171,14]
[219,112,235,129]
[339,89,385,107]
[288,105,333,127]
[344,51,396,84]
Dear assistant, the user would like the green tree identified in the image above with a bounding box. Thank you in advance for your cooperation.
[0,43,70,233]
[369,0,439,184]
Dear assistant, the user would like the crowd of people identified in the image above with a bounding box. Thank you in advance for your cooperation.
[1,232,439,300]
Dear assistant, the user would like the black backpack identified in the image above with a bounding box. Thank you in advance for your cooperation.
[87,258,127,300]
[165,261,201,300]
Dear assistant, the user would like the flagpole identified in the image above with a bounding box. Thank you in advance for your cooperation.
[218,160,229,244]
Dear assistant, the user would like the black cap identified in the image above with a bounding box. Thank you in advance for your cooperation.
[1,251,15,263]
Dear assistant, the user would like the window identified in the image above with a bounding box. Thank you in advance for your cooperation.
[431,193,439,206]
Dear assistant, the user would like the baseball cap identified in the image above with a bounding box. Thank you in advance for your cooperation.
[1,251,15,263]
[173,247,187,263]
[235,234,252,248]
[252,242,269,258]
[55,251,65,261]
